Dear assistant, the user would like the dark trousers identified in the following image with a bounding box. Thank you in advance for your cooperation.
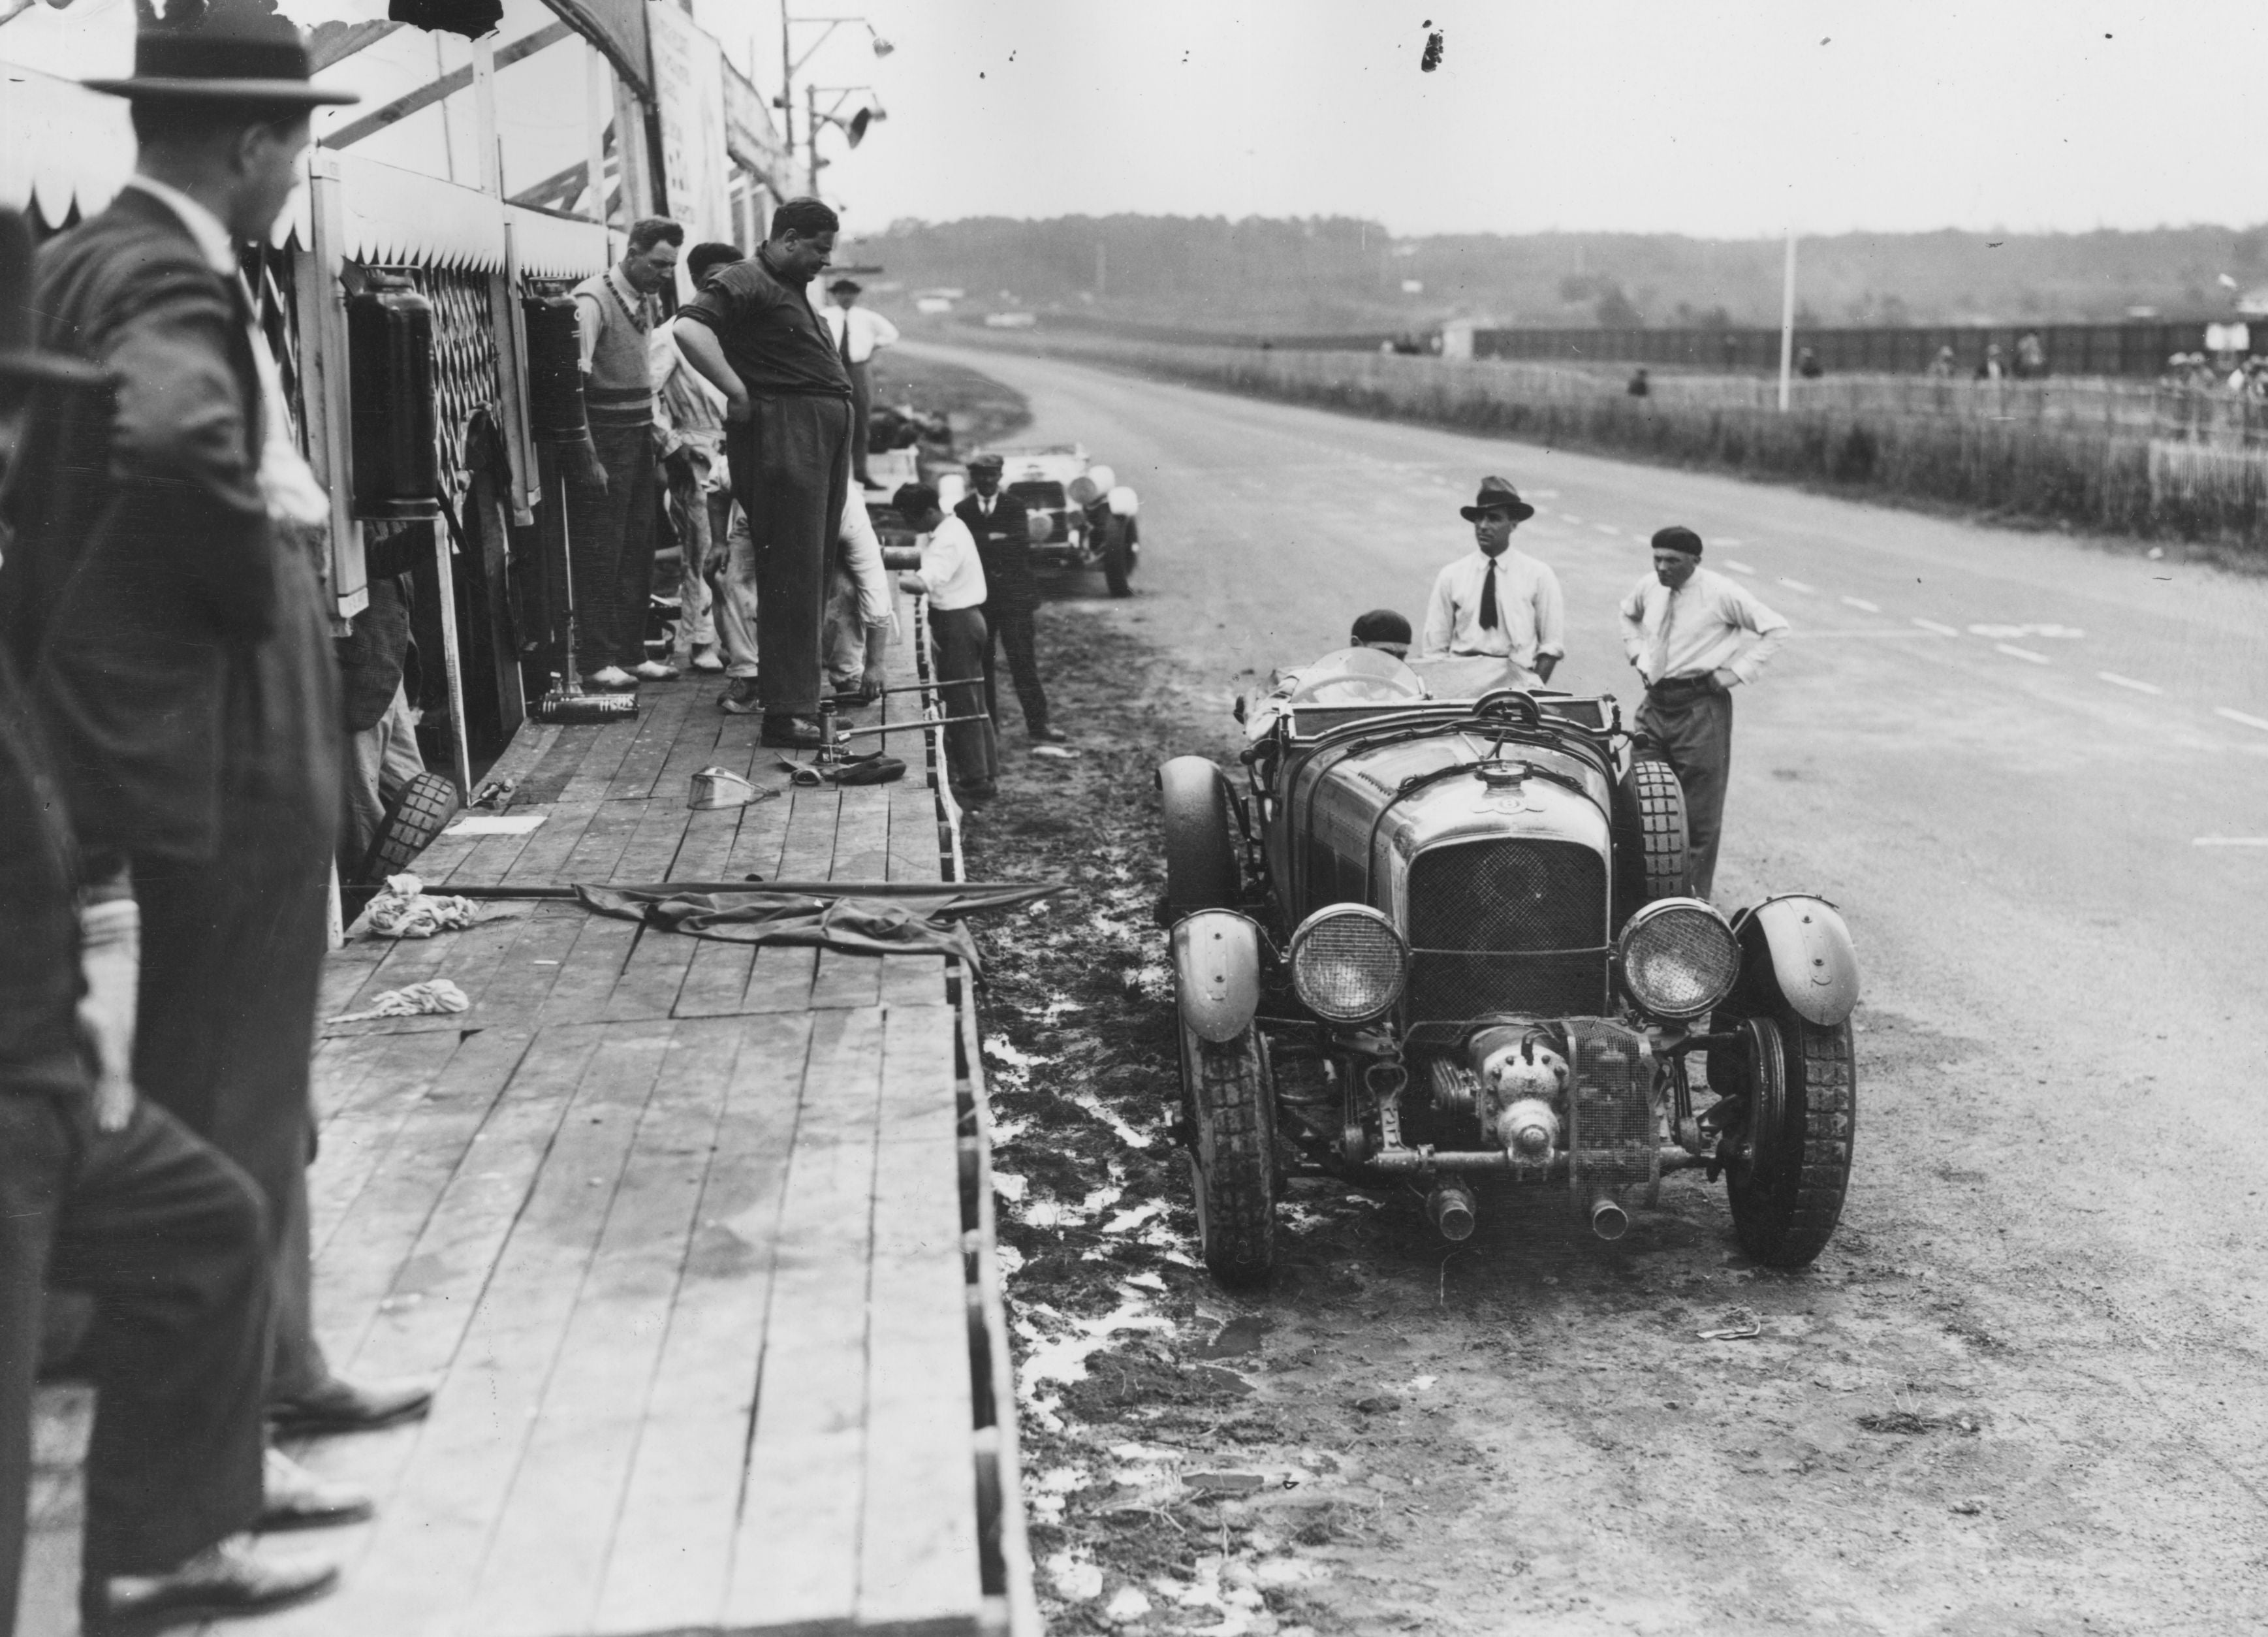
[2,1093,269,1615]
[1637,681,1734,900]
[981,602,1048,734]
[928,605,1000,790]
[133,808,332,1401]
[727,395,853,719]
[847,360,873,485]
[564,420,660,673]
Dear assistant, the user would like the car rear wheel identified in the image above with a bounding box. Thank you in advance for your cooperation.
[1724,1010,1856,1267]
[1613,755,1688,924]
[1158,756,1240,916]
[1180,1024,1276,1285]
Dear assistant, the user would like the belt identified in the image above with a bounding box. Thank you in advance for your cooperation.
[1647,673,1718,700]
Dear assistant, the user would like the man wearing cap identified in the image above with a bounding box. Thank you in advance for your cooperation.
[1349,608,1413,657]
[893,482,1000,801]
[0,0,433,1503]
[956,454,1063,744]
[823,278,898,490]
[1420,477,1566,686]
[1618,526,1790,900]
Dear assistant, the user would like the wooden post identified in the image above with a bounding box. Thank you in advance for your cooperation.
[1777,229,1797,414]
[298,150,365,620]
[584,38,613,233]
[612,76,656,220]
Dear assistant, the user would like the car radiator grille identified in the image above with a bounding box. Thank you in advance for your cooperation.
[1007,481,1069,541]
[1406,839,1610,1022]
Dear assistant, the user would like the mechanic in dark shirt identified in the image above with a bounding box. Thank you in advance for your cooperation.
[673,197,854,750]
[956,453,1065,744]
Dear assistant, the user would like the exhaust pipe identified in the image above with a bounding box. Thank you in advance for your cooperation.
[1588,1193,1629,1242]
[1427,1179,1477,1242]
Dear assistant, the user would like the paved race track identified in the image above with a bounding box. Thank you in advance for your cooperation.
[919,342,2268,1632]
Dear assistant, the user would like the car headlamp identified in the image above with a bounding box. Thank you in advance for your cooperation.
[1617,898,1741,1020]
[1288,904,1408,1025]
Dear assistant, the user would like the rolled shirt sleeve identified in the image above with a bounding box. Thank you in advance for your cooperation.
[839,494,898,633]
[1722,582,1791,685]
[573,288,605,375]
[1420,562,1457,658]
[1618,579,1652,669]
[863,310,900,352]
[1532,561,1567,658]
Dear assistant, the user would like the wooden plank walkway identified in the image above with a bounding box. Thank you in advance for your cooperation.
[18,596,1037,1637]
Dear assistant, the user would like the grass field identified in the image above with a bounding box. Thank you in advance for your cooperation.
[866,348,1032,452]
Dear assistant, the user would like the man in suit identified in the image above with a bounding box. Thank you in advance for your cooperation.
[0,1,432,1467]
[957,453,1064,744]
[0,197,338,1633]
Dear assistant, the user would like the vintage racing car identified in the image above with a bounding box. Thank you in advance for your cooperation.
[990,444,1141,596]
[1156,648,1859,1284]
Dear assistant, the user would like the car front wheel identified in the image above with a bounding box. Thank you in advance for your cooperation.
[1180,1024,1276,1286]
[1723,1010,1855,1267]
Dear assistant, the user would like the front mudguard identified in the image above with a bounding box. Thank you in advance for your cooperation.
[1172,910,1264,1044]
[1729,895,1860,1027]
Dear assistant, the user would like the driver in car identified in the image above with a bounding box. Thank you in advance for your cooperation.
[1242,609,1417,740]
[1419,476,1566,688]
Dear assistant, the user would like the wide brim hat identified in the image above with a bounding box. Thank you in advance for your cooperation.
[1458,475,1535,522]
[828,278,863,294]
[84,10,360,106]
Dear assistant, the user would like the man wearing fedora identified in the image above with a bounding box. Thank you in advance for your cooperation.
[0,205,330,1637]
[1,7,433,1619]
[1419,476,1567,687]
[1618,526,1789,900]
[823,276,898,489]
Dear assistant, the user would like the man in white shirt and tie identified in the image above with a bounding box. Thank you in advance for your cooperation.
[824,278,900,490]
[1420,477,1566,686]
[1617,525,1790,899]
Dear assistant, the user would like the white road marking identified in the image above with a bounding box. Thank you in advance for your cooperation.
[1840,596,1880,612]
[1778,577,1817,594]
[2097,671,2163,695]
[2192,836,2268,847]
[1912,618,1959,636]
[1594,523,1622,535]
[2214,706,2268,733]
[1722,560,1757,575]
[1995,643,2051,664]
[1969,622,2087,641]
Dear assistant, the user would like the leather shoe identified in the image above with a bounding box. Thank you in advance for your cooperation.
[268,1374,434,1437]
[959,780,999,804]
[1029,725,1069,743]
[759,715,823,749]
[84,1536,338,1635]
[259,1448,373,1532]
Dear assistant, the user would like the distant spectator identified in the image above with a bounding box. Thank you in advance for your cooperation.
[894,482,1000,800]
[655,240,744,676]
[672,197,855,748]
[2015,330,2047,379]
[1976,342,2006,382]
[570,214,684,690]
[1626,366,1650,398]
[1927,345,1957,379]
[958,453,1064,744]
[823,278,899,490]
[1797,346,1823,379]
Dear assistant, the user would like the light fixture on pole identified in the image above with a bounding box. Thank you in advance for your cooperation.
[778,10,895,193]
[805,86,886,197]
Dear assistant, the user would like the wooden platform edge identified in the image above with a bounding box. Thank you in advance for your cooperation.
[917,594,1041,1637]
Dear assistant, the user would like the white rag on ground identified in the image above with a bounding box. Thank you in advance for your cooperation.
[363,874,479,939]
[328,979,471,1025]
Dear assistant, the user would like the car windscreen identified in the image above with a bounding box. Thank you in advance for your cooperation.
[1282,647,1429,706]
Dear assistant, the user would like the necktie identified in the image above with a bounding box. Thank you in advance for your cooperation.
[838,313,854,369]
[1477,557,1500,632]
[1650,585,1678,682]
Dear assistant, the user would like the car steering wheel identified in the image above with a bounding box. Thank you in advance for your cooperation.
[1472,688,1544,727]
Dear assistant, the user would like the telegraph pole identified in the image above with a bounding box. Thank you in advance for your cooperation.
[1777,229,1797,412]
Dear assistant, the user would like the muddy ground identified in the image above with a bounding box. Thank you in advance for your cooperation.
[960,595,2243,1637]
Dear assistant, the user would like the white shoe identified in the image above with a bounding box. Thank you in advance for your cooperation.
[583,666,637,691]
[689,645,725,673]
[633,659,681,681]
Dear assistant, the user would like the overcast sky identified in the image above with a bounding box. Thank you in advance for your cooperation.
[690,0,2268,240]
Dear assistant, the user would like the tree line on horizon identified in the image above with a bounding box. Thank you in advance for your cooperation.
[844,213,2268,338]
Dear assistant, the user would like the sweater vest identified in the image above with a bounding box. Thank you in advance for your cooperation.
[573,272,654,428]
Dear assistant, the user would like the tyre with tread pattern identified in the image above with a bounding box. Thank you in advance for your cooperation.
[1725,1009,1856,1267]
[1180,1024,1276,1284]
[1613,755,1688,926]
[358,771,460,885]
[1101,515,1135,597]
